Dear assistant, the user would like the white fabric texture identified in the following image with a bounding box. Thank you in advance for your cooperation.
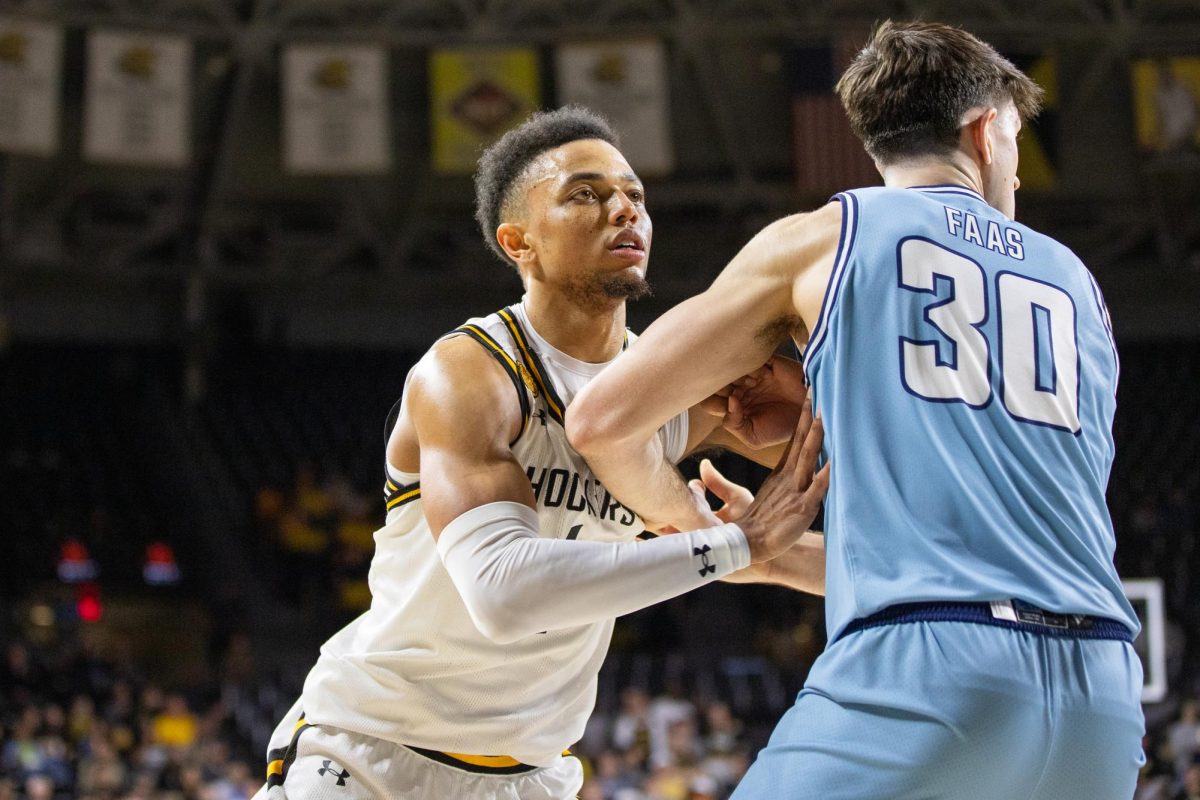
[298,305,691,768]
[437,501,750,644]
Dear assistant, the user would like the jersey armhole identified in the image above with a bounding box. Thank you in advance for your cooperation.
[802,192,860,373]
[447,326,532,446]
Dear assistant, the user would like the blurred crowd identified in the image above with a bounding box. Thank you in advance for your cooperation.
[253,464,377,622]
[575,688,752,800]
[7,622,1200,799]
[1137,699,1200,800]
[0,636,259,800]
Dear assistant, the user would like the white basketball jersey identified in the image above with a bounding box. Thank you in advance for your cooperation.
[299,302,689,767]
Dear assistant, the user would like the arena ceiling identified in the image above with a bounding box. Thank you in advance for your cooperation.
[1,0,1198,343]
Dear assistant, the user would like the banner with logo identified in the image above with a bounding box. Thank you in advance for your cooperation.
[1131,57,1200,152]
[283,43,391,174]
[430,46,540,174]
[789,38,878,196]
[84,29,191,166]
[0,17,62,156]
[555,40,673,175]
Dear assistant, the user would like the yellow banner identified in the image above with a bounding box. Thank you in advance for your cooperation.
[1131,58,1200,151]
[430,47,540,174]
[1016,53,1057,192]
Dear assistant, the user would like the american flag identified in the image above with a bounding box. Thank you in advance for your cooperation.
[791,36,880,197]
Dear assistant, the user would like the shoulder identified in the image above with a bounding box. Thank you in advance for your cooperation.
[406,334,524,441]
[721,201,844,284]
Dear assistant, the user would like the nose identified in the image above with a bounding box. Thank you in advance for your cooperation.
[608,190,639,226]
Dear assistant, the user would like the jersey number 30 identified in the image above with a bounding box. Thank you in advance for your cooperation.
[897,237,1080,434]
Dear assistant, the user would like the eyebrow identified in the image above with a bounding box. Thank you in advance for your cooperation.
[563,171,641,185]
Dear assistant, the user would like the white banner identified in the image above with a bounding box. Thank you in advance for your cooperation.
[84,29,191,166]
[283,43,391,174]
[0,17,62,156]
[555,40,674,175]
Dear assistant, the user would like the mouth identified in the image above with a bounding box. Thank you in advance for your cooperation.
[607,230,647,261]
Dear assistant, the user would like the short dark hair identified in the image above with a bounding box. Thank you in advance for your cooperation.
[836,20,1044,164]
[474,106,619,266]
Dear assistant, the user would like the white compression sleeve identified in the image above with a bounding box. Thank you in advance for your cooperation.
[436,501,750,644]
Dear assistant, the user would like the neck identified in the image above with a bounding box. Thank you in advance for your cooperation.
[880,154,983,196]
[522,282,627,363]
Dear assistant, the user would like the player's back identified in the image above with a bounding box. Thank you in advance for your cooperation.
[804,184,1138,640]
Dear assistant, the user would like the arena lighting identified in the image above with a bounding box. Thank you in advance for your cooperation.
[57,538,98,583]
[143,542,181,586]
[76,583,103,623]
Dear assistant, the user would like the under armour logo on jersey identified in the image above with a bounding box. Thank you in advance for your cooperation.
[318,760,350,787]
[693,544,715,576]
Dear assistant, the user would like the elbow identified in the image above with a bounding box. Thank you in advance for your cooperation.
[565,390,624,458]
[460,592,532,645]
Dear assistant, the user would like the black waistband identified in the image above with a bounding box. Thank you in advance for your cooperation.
[836,600,1133,644]
[404,746,538,775]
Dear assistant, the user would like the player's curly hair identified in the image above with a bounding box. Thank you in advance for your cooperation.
[474,106,620,267]
[836,20,1044,164]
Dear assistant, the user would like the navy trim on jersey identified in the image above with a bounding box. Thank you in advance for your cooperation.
[803,191,860,372]
[908,183,987,202]
[836,600,1133,643]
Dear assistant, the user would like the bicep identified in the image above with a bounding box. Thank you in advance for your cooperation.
[407,344,536,536]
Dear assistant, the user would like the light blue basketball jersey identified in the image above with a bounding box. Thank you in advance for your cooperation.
[804,184,1139,640]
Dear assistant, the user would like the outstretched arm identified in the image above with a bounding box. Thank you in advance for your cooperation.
[413,336,827,644]
[567,202,843,532]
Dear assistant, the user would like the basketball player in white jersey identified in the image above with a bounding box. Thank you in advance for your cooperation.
[253,107,829,800]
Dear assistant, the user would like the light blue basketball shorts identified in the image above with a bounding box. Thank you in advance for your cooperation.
[732,615,1145,799]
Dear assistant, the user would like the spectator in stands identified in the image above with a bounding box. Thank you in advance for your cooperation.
[612,686,653,764]
[151,693,198,750]
[1176,763,1200,800]
[1172,701,1200,780]
[76,732,127,797]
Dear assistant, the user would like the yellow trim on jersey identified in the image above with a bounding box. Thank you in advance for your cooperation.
[386,477,398,492]
[443,752,525,769]
[266,759,284,777]
[440,749,573,769]
[457,323,532,439]
[497,308,565,424]
[386,487,421,509]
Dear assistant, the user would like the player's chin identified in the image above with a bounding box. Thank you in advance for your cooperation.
[600,270,652,301]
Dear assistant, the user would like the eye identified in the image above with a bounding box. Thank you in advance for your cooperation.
[628,189,645,203]
[573,188,597,202]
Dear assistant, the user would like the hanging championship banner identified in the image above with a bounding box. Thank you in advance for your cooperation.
[555,40,673,175]
[0,17,62,156]
[430,46,540,174]
[84,29,191,166]
[283,43,391,174]
[1131,57,1200,152]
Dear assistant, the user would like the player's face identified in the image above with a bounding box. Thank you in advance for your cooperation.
[518,139,652,306]
[982,99,1022,219]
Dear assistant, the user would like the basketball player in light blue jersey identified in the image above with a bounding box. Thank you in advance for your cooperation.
[569,20,1144,799]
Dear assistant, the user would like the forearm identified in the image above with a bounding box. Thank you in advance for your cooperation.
[584,432,712,531]
[723,532,825,595]
[759,532,825,595]
[437,502,750,643]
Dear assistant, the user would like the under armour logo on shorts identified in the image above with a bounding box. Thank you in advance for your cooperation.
[318,760,350,786]
[693,544,715,576]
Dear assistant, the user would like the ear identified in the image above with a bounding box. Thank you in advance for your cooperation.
[496,222,534,266]
[966,107,999,166]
